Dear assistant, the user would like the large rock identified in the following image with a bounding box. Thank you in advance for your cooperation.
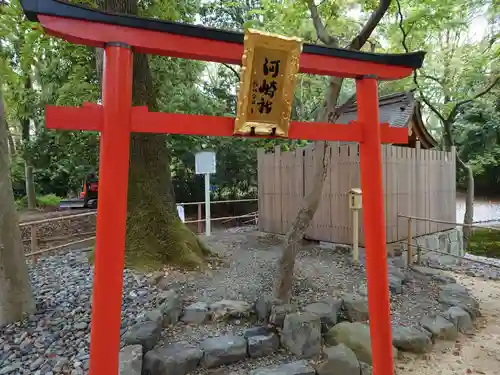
[145,309,163,327]
[325,322,398,365]
[360,362,373,375]
[420,315,458,341]
[342,294,369,322]
[182,302,210,324]
[244,326,279,358]
[269,303,297,328]
[388,275,403,295]
[303,301,341,333]
[438,284,480,319]
[388,265,408,284]
[247,334,280,358]
[281,312,321,358]
[124,321,161,353]
[392,326,433,353]
[158,290,182,326]
[255,295,283,322]
[411,266,456,284]
[441,306,473,334]
[142,341,203,375]
[119,345,142,375]
[250,361,316,375]
[210,300,253,320]
[316,344,360,375]
[200,335,247,368]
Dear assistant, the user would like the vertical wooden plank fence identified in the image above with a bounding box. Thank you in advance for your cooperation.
[258,143,456,245]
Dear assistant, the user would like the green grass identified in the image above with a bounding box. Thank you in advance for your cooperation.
[16,194,62,209]
[468,228,500,258]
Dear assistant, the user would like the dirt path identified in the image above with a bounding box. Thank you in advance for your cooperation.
[397,274,500,375]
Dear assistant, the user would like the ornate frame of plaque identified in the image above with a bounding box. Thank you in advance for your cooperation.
[234,29,303,137]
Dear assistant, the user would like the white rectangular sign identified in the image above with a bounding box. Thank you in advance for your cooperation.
[195,151,216,175]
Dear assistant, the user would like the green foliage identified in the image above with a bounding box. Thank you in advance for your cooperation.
[1,0,499,205]
[468,228,500,258]
[15,194,62,209]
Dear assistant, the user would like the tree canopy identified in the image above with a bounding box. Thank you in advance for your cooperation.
[1,0,498,201]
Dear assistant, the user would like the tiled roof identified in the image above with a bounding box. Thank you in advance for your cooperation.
[336,91,416,128]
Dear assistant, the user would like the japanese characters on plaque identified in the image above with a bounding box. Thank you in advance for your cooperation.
[250,56,281,116]
[234,29,302,138]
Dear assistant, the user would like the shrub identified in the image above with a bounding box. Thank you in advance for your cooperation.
[468,228,500,258]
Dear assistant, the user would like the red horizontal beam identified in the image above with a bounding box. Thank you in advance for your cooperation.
[39,15,413,81]
[45,105,408,144]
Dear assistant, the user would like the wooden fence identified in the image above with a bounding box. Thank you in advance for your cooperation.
[257,143,456,245]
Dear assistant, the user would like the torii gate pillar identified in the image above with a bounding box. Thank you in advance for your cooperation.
[19,2,426,375]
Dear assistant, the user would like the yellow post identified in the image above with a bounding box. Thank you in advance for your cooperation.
[407,217,412,266]
[348,188,362,264]
[353,209,359,264]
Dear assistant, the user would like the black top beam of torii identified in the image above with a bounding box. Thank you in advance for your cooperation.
[20,0,425,70]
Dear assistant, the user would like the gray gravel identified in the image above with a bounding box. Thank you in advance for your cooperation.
[0,226,449,374]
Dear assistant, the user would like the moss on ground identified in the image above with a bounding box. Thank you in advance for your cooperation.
[468,228,500,258]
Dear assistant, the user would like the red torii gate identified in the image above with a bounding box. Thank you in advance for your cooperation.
[20,1,425,375]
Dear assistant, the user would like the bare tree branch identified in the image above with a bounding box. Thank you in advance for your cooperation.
[305,0,338,46]
[222,63,240,80]
[348,0,391,50]
[448,76,500,120]
[421,74,444,86]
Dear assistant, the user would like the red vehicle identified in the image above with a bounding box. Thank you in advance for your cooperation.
[60,173,99,209]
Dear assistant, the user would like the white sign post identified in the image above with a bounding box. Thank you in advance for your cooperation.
[195,151,216,236]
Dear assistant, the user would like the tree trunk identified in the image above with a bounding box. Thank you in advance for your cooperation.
[275,0,391,302]
[458,156,474,249]
[0,84,35,325]
[101,0,211,269]
[5,120,15,156]
[21,77,36,210]
[443,119,474,248]
[275,77,342,301]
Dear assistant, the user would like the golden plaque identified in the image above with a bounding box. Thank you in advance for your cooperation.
[234,29,303,138]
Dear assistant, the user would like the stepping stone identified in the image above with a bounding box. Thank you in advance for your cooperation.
[281,312,321,358]
[182,302,210,324]
[210,299,253,320]
[303,300,341,332]
[247,333,279,358]
[438,283,480,319]
[243,326,276,339]
[119,345,142,375]
[255,295,283,322]
[342,294,369,322]
[158,290,182,326]
[250,360,316,375]
[269,303,297,328]
[145,309,163,326]
[325,322,398,365]
[420,315,458,341]
[441,306,473,334]
[200,335,247,368]
[244,326,279,358]
[316,344,360,375]
[124,321,161,353]
[142,341,202,375]
[392,325,433,353]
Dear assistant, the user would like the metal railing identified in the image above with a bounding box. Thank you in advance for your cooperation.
[20,198,258,261]
[397,214,500,268]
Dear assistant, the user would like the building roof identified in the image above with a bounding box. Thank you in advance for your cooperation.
[336,91,438,149]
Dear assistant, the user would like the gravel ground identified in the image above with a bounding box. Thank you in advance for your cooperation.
[0,226,450,375]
